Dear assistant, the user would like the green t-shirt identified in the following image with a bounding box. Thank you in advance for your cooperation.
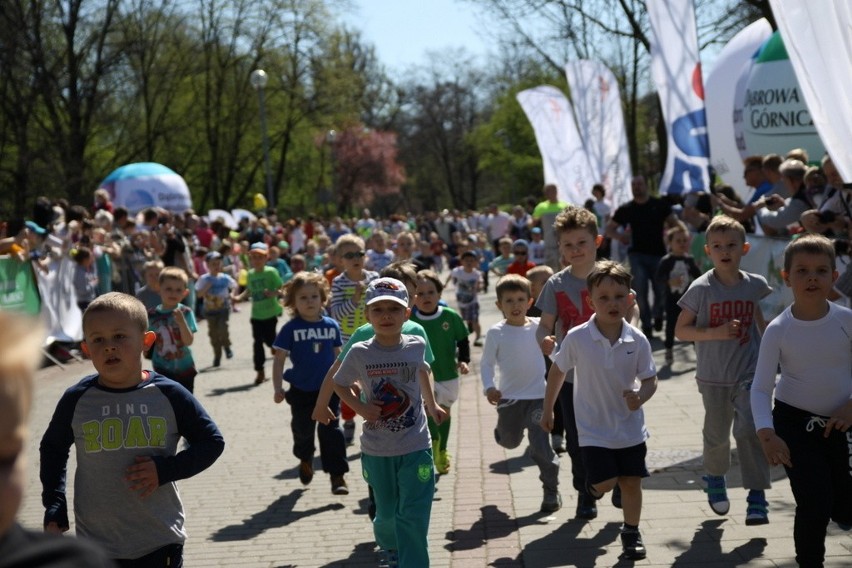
[247,266,283,320]
[337,320,435,364]
[410,307,469,381]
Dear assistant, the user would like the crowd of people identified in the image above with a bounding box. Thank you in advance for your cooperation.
[1,148,850,567]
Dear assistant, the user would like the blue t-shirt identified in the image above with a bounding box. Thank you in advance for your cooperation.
[273,315,342,391]
[195,272,236,313]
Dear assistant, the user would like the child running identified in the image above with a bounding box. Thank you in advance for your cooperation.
[535,205,603,520]
[481,274,561,514]
[195,251,237,367]
[40,292,224,565]
[233,242,284,385]
[271,272,348,494]
[333,277,447,567]
[329,234,380,436]
[751,234,852,566]
[410,269,471,474]
[147,266,198,393]
[654,222,701,364]
[541,260,658,560]
[675,215,772,524]
[446,250,484,347]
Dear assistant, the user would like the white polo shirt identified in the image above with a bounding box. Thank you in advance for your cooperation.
[552,315,657,449]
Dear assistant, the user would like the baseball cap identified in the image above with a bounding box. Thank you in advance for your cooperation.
[206,251,222,262]
[249,242,269,254]
[531,227,542,234]
[512,239,529,250]
[25,220,47,235]
[365,277,409,308]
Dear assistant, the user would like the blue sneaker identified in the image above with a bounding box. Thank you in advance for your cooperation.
[703,475,730,515]
[745,490,769,525]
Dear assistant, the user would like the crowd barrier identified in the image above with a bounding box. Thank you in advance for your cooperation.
[0,256,83,346]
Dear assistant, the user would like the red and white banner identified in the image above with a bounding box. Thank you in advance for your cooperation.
[565,60,633,210]
[516,85,596,206]
[646,0,710,195]
[770,0,852,181]
[705,18,772,201]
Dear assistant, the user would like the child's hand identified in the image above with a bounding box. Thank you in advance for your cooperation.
[359,400,383,422]
[539,409,554,432]
[429,405,449,425]
[125,456,160,498]
[44,521,67,534]
[623,389,643,411]
[541,335,556,356]
[273,388,285,404]
[173,308,185,323]
[825,402,852,436]
[458,361,470,375]
[311,405,335,425]
[717,319,741,339]
[758,429,791,467]
[485,387,502,405]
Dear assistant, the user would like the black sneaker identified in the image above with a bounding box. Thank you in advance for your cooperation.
[620,529,647,560]
[540,489,562,513]
[212,358,221,367]
[331,474,348,495]
[225,347,234,359]
[298,460,314,485]
[653,317,663,332]
[576,491,598,520]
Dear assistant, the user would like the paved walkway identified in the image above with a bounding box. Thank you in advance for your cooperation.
[17,282,852,567]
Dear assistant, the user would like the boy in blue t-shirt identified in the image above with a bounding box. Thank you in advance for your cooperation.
[195,251,237,367]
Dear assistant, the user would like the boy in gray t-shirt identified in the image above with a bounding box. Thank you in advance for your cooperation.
[333,278,446,568]
[675,216,772,526]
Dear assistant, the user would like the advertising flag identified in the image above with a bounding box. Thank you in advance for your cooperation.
[705,18,772,201]
[516,85,596,206]
[646,0,710,195]
[565,60,633,209]
[769,0,852,181]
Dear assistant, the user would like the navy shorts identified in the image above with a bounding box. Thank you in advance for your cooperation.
[582,442,649,484]
[459,302,479,323]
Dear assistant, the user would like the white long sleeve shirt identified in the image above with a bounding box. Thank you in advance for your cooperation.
[751,302,852,431]
[480,318,546,400]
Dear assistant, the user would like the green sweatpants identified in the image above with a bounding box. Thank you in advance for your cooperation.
[362,449,435,567]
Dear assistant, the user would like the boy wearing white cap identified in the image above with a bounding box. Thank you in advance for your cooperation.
[333,277,447,568]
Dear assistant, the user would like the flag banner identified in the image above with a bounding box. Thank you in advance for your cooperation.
[647,0,710,195]
[516,85,596,206]
[35,257,83,344]
[0,257,41,314]
[769,0,852,181]
[565,60,633,210]
[705,18,772,201]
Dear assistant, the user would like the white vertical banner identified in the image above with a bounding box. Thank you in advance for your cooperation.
[769,0,852,181]
[565,60,633,210]
[516,85,596,206]
[705,18,772,201]
[646,0,711,195]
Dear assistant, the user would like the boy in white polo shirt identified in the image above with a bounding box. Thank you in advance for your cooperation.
[541,260,658,560]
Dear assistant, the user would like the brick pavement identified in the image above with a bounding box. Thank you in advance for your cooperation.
[17,283,852,567]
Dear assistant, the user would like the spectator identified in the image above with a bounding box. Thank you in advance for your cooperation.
[605,176,678,337]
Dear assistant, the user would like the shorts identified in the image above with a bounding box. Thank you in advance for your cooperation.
[458,302,479,323]
[433,378,460,407]
[582,442,649,484]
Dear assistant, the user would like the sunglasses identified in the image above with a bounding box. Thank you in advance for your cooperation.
[513,250,527,255]
[342,251,366,260]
